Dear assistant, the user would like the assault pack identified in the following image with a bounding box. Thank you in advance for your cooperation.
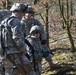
[0,17,36,72]
[0,9,11,56]
[0,9,11,22]
[0,16,14,58]
[0,10,11,58]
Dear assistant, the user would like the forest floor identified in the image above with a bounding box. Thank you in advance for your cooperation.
[42,50,76,75]
[42,25,76,75]
[0,24,76,75]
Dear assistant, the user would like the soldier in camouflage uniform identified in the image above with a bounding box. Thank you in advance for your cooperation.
[21,6,62,71]
[1,3,37,75]
[26,25,43,75]
[21,6,46,41]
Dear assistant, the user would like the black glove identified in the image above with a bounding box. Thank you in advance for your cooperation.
[41,40,46,45]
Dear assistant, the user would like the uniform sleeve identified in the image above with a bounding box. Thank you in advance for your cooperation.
[10,18,26,52]
[21,17,26,37]
[26,37,33,56]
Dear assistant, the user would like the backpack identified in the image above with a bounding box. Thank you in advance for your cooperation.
[0,24,3,56]
[0,16,15,57]
[0,9,11,22]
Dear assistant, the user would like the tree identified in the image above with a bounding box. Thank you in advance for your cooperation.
[6,0,11,9]
[34,0,39,4]
[1,0,11,9]
[59,0,75,52]
[33,0,56,47]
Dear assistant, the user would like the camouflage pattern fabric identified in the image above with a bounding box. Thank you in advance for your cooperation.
[21,17,46,41]
[1,16,36,75]
[21,16,50,58]
[26,36,43,75]
[1,16,26,54]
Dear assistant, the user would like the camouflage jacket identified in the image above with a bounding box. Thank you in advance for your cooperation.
[21,17,46,41]
[1,16,26,54]
[26,36,43,59]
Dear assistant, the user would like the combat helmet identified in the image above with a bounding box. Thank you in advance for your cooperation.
[30,25,41,34]
[10,3,28,13]
[26,6,34,13]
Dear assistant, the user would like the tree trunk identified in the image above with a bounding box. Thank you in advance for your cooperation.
[66,24,75,51]
[45,2,49,47]
[66,0,75,52]
[70,0,73,27]
[59,0,75,51]
[6,0,10,9]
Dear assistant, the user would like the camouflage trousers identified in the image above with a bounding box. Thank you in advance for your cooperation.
[31,61,42,75]
[2,53,37,75]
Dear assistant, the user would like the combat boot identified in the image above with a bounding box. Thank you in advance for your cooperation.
[45,55,62,71]
[49,63,62,71]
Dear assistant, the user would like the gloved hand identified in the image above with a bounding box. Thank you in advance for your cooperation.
[41,40,46,45]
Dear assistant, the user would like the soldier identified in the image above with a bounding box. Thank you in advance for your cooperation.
[21,6,62,71]
[1,3,36,75]
[26,25,43,75]
[21,6,46,41]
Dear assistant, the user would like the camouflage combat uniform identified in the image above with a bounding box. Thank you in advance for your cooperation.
[21,16,46,41]
[1,3,37,75]
[21,5,53,67]
[26,25,43,75]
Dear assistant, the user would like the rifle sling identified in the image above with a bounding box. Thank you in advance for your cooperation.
[25,39,36,71]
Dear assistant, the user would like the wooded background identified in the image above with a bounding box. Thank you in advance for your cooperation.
[0,0,76,52]
[0,0,76,75]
